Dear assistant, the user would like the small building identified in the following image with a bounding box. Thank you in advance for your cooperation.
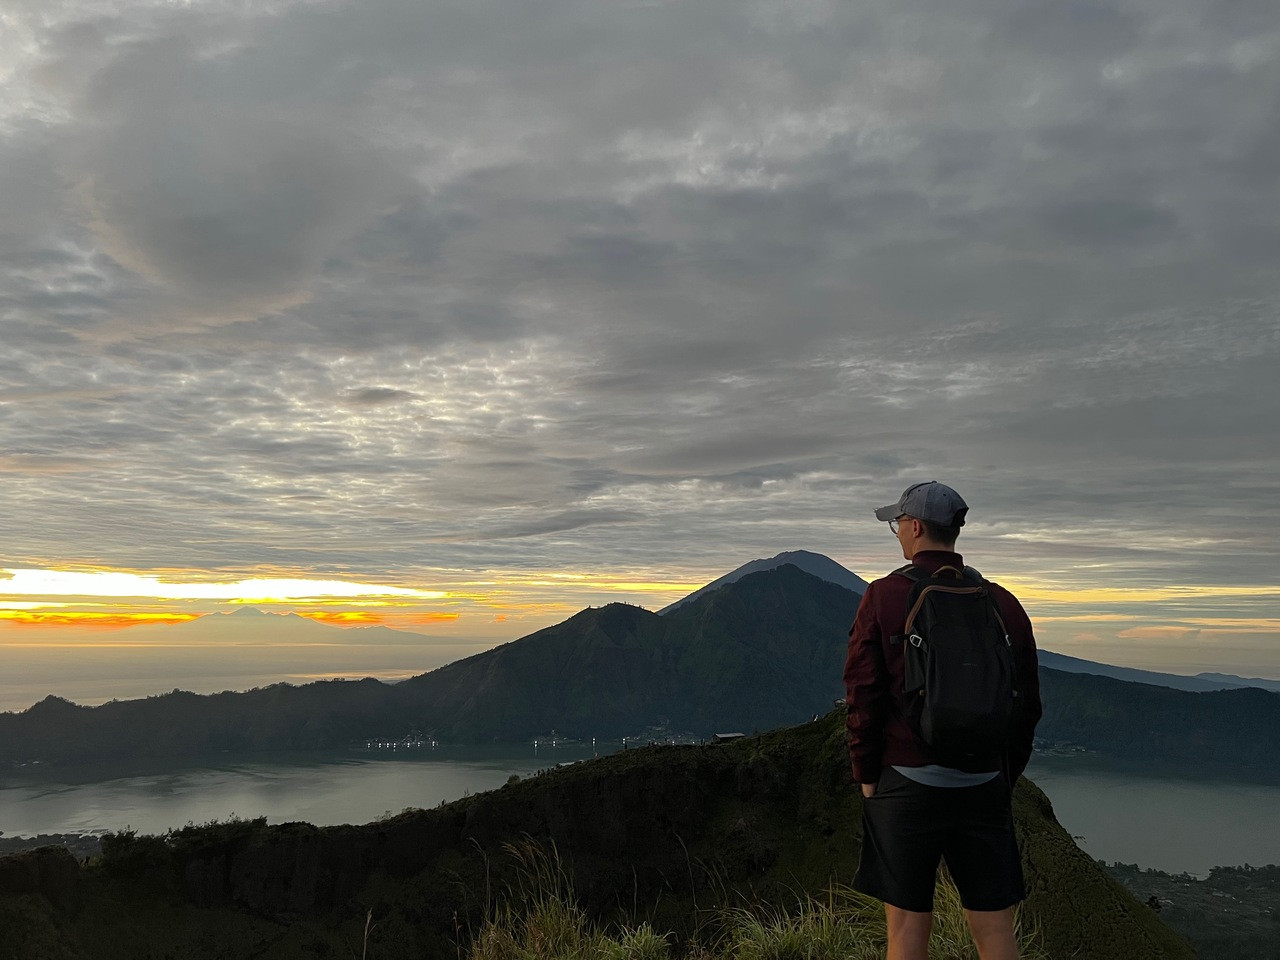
[712,732,746,744]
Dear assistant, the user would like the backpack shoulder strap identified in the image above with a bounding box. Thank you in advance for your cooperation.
[887,565,923,646]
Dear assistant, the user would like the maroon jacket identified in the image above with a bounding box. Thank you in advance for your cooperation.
[843,550,1042,785]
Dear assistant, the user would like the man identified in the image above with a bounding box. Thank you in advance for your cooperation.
[844,481,1041,960]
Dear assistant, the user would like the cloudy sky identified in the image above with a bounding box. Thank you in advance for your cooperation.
[2,0,1278,709]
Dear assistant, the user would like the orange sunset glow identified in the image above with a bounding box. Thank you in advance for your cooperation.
[0,611,203,628]
[295,610,462,627]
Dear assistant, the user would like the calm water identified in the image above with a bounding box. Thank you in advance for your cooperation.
[0,741,612,839]
[3,748,1277,876]
[1025,755,1280,875]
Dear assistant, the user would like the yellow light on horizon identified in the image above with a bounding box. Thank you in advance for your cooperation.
[0,568,448,603]
[295,611,386,626]
[997,581,1280,604]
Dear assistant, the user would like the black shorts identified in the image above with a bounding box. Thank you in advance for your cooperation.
[853,766,1025,913]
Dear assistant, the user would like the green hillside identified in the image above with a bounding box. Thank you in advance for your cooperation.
[1039,669,1280,782]
[0,711,1192,960]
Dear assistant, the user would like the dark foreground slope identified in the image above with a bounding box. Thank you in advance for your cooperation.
[0,712,1192,960]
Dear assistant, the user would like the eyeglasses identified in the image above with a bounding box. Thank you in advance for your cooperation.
[889,516,911,535]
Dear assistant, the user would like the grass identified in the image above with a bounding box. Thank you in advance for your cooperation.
[468,840,663,960]
[459,842,1046,960]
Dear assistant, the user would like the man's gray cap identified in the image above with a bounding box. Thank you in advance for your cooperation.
[874,481,969,527]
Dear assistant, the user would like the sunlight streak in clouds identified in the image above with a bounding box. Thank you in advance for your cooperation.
[0,569,448,602]
[998,582,1280,604]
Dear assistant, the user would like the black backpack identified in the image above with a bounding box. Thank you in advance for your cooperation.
[891,564,1017,765]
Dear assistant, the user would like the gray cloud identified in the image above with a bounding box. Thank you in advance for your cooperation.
[0,0,1276,680]
[432,509,641,543]
[344,387,420,407]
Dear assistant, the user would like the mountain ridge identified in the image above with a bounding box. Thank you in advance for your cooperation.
[658,549,868,614]
[1038,649,1280,693]
[2,557,1277,783]
[12,552,1276,711]
[1192,670,1280,693]
[169,606,420,645]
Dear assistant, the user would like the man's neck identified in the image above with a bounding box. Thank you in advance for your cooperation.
[909,548,963,565]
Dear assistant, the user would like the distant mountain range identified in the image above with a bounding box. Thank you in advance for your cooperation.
[168,604,426,645]
[1,551,1277,781]
[1038,649,1280,693]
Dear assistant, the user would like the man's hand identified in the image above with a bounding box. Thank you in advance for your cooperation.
[861,782,877,799]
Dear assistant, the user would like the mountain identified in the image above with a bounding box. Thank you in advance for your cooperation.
[0,712,1193,960]
[397,562,859,739]
[1193,671,1280,693]
[1037,650,1279,693]
[658,549,868,614]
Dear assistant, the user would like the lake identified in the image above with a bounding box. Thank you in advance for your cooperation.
[0,741,607,839]
[3,746,1277,877]
[1024,754,1280,875]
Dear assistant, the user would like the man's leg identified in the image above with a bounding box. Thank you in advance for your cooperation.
[885,904,932,960]
[964,907,1019,960]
